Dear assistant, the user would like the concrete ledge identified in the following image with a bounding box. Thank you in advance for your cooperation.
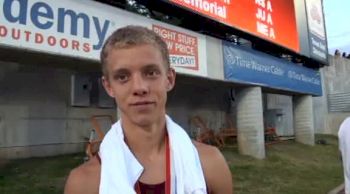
[0,143,85,159]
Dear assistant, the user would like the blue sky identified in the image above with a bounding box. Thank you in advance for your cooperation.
[324,0,350,55]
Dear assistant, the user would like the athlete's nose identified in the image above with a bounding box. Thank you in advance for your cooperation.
[131,73,149,96]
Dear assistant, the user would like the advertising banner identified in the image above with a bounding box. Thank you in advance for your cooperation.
[305,0,328,64]
[0,0,207,76]
[167,0,299,52]
[223,41,322,96]
[153,25,199,70]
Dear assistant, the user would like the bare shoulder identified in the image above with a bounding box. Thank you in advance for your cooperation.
[193,141,233,194]
[64,156,101,194]
[193,141,222,158]
[192,141,229,170]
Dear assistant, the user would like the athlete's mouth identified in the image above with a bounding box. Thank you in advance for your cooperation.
[130,101,155,106]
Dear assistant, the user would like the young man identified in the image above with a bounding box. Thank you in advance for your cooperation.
[339,117,350,194]
[64,25,233,194]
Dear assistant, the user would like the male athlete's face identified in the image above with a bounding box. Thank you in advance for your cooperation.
[102,44,175,126]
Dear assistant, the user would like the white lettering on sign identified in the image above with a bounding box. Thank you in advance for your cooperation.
[0,25,91,52]
[170,55,196,67]
[255,0,275,39]
[180,0,227,19]
[1,0,110,50]
[152,24,199,70]
[228,55,284,76]
[288,71,320,85]
[255,0,265,8]
[153,27,177,41]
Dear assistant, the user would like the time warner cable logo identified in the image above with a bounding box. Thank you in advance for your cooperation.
[0,0,111,53]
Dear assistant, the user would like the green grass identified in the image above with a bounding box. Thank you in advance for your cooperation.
[0,154,83,194]
[223,134,343,194]
[0,134,343,194]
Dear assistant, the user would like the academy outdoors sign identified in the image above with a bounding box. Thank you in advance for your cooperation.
[0,0,110,56]
[0,0,207,76]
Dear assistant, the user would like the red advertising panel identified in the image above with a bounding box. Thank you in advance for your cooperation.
[168,0,300,52]
[153,25,199,70]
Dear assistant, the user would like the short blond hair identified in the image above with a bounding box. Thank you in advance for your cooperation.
[100,25,170,75]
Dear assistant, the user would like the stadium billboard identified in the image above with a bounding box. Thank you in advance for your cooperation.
[165,0,300,52]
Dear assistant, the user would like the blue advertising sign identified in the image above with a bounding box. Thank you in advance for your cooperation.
[223,41,322,96]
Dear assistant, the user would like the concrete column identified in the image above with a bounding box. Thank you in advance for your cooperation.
[293,95,315,145]
[236,87,265,159]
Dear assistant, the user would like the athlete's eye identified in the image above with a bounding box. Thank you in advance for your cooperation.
[145,69,160,78]
[113,71,130,83]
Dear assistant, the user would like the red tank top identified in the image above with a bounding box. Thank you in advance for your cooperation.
[138,181,165,194]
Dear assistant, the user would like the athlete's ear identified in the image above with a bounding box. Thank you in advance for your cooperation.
[166,68,176,92]
[102,76,115,97]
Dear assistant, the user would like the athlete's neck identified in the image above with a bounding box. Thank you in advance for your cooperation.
[121,115,167,158]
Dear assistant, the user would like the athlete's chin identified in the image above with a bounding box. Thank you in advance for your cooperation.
[130,114,157,127]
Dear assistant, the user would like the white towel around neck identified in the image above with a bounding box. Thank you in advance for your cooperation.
[99,115,207,194]
[339,117,350,194]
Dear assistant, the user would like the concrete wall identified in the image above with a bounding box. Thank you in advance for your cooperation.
[312,69,328,134]
[265,94,294,136]
[206,36,224,80]
[0,60,233,159]
[167,76,232,137]
[0,61,116,159]
[313,56,350,135]
[162,36,231,136]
